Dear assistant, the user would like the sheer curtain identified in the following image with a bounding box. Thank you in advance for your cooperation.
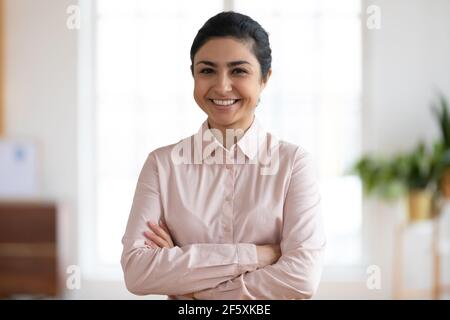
[92,0,362,273]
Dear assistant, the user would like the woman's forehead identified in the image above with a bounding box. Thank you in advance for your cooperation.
[194,38,257,65]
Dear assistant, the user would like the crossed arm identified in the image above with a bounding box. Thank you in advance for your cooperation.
[143,220,282,299]
[121,149,325,299]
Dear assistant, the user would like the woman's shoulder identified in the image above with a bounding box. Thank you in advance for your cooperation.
[267,132,310,160]
[145,134,196,164]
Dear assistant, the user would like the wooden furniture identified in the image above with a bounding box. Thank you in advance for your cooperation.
[393,210,450,299]
[0,201,59,298]
[0,0,4,135]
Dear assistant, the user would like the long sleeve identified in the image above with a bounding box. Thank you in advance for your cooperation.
[121,152,259,296]
[193,149,326,300]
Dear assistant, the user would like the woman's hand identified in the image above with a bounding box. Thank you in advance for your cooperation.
[143,221,196,299]
[256,244,281,268]
[143,220,174,248]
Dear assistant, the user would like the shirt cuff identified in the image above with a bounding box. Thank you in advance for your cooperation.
[236,243,258,273]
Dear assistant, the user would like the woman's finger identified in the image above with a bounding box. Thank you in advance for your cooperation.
[145,240,159,249]
[159,220,175,247]
[144,231,169,248]
[159,220,170,236]
[148,221,168,239]
[148,222,174,247]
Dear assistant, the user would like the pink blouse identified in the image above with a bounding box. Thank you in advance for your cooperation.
[121,117,326,300]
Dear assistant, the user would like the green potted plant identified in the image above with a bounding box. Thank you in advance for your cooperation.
[431,94,450,198]
[350,154,406,201]
[401,143,436,221]
[351,142,440,221]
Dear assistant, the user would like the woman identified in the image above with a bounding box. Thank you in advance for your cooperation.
[121,11,326,300]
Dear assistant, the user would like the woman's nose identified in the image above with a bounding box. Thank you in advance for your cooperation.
[214,73,232,92]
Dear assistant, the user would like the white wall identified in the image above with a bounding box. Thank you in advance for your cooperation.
[4,0,450,299]
[4,0,79,294]
[363,0,450,155]
[5,0,78,200]
[356,0,450,299]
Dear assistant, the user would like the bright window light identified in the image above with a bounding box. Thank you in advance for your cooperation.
[93,0,362,270]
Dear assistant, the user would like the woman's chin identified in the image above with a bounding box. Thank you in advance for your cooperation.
[207,108,239,125]
[209,115,236,128]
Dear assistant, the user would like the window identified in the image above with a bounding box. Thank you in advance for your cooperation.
[83,0,362,277]
[232,0,363,265]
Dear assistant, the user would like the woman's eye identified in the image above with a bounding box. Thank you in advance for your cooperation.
[232,68,247,75]
[200,68,214,74]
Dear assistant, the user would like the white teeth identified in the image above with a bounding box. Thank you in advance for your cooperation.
[212,99,238,106]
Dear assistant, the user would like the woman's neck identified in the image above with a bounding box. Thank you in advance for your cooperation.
[207,115,255,150]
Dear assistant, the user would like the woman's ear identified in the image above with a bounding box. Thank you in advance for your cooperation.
[261,68,272,90]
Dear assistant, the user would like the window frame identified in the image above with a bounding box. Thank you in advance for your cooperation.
[78,0,367,281]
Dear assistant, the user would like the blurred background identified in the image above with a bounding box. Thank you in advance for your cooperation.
[0,0,449,299]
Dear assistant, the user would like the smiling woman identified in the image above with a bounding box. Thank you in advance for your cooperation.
[120,11,326,300]
[192,37,271,148]
[190,12,272,148]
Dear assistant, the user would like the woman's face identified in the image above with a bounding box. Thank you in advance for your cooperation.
[193,37,271,132]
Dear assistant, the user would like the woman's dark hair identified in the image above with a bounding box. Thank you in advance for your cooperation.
[190,11,272,81]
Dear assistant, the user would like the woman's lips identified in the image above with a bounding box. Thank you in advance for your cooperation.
[208,99,241,111]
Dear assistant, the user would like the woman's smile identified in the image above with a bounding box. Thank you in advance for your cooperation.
[208,98,242,111]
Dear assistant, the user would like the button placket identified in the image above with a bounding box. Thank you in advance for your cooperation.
[222,162,235,239]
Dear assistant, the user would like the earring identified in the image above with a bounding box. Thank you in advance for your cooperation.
[257,97,261,106]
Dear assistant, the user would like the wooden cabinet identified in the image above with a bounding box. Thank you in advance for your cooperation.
[0,201,59,297]
[0,0,4,135]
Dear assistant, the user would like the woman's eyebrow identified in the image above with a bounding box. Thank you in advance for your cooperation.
[195,60,252,67]
[228,60,251,67]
